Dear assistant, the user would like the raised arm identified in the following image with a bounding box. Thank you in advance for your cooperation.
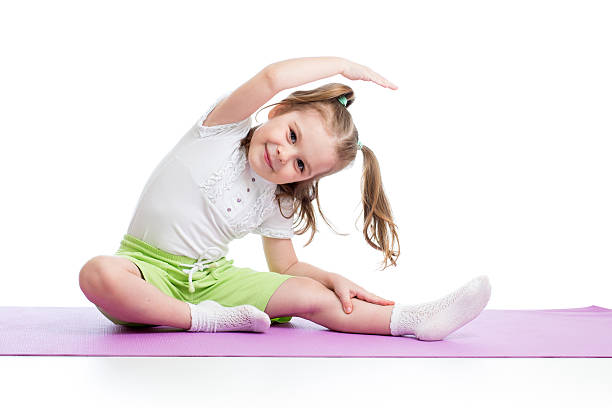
[202,58,344,127]
[267,56,398,92]
[204,57,397,126]
[201,66,278,127]
[266,57,348,92]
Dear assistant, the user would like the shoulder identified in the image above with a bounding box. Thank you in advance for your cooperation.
[196,93,253,139]
[201,96,229,127]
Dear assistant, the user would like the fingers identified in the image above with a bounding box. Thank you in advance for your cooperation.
[366,67,399,90]
[343,295,394,313]
[333,288,354,314]
[336,288,395,314]
[384,80,399,90]
[343,63,399,90]
[358,289,395,306]
[372,72,399,90]
[342,296,353,314]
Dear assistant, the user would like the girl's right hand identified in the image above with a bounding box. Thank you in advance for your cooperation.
[341,59,399,90]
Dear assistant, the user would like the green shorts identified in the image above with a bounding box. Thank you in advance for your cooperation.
[96,233,295,327]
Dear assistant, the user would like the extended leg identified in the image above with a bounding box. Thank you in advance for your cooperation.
[310,296,395,335]
[265,277,394,335]
[265,275,492,340]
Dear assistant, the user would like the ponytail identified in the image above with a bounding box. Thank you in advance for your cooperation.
[241,82,400,269]
[359,145,400,269]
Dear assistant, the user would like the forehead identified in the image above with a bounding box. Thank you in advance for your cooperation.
[292,108,329,132]
[292,109,338,176]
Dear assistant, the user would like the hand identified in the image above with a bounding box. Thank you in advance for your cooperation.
[327,273,395,314]
[341,59,399,90]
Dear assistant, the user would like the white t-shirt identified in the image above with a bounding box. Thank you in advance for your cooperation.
[126,93,295,261]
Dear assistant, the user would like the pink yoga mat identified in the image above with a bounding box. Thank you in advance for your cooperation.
[0,305,610,357]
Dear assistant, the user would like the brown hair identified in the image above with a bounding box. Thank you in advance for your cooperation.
[240,83,400,269]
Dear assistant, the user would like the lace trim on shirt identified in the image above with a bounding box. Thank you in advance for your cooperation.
[254,227,294,239]
[252,195,295,238]
[278,195,295,215]
[196,93,249,138]
[197,117,250,138]
[200,144,246,204]
[231,184,278,236]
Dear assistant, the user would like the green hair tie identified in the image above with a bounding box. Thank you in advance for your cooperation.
[337,96,360,150]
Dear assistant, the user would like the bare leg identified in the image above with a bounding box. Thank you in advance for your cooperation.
[79,256,192,330]
[310,297,394,335]
[265,277,394,335]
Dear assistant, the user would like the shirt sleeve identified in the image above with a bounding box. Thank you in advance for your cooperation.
[195,92,253,139]
[253,196,295,239]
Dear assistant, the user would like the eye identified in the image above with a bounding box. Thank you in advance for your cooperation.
[290,128,305,173]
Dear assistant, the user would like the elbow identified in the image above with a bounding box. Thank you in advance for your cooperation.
[281,260,300,275]
[262,64,280,94]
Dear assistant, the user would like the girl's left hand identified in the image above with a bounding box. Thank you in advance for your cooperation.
[327,273,395,314]
[341,59,399,90]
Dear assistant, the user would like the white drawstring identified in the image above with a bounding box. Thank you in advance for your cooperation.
[177,258,219,293]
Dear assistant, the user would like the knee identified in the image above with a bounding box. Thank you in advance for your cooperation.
[267,276,338,318]
[293,276,336,317]
[78,256,116,299]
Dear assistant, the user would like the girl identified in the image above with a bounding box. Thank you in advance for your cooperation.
[78,56,491,341]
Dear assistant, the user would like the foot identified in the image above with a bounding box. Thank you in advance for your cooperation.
[187,300,271,333]
[390,275,492,341]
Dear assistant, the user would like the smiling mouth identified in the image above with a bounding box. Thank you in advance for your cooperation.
[264,145,272,170]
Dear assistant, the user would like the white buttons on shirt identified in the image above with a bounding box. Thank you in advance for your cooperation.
[225,176,256,215]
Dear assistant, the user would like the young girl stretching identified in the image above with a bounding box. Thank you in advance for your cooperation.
[79,56,491,341]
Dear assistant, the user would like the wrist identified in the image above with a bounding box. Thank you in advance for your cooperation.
[338,57,349,75]
[321,271,337,289]
[285,261,335,288]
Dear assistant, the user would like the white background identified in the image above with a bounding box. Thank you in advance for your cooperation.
[1,0,611,407]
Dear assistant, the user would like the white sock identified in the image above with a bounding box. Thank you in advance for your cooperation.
[187,300,271,333]
[389,275,491,341]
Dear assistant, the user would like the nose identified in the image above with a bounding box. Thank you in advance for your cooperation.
[277,144,296,165]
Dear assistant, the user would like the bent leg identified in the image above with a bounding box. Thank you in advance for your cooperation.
[265,276,393,335]
[79,255,192,329]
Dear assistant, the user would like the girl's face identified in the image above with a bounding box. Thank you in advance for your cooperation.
[248,107,339,185]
